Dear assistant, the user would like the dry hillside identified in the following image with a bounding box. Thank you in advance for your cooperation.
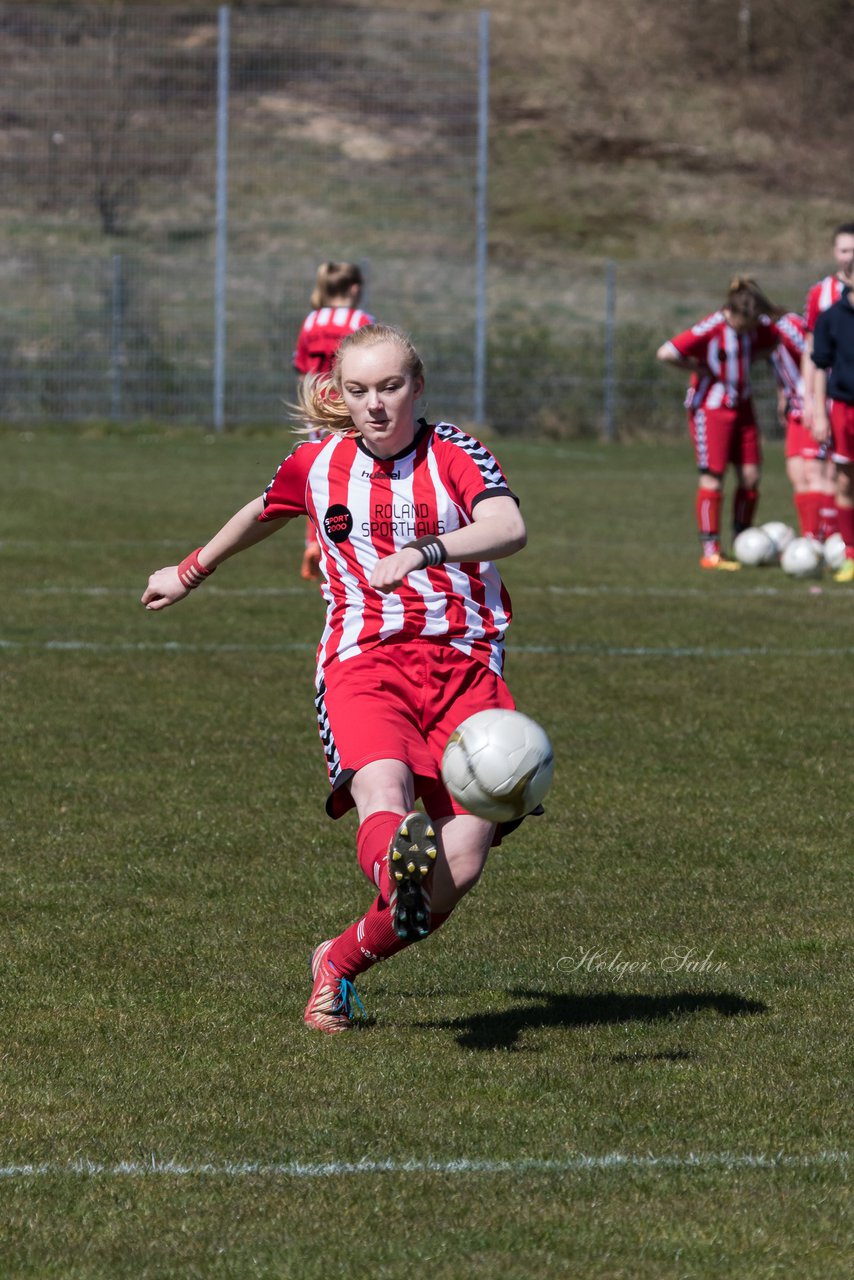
[294,0,854,264]
[12,0,854,265]
[3,0,853,431]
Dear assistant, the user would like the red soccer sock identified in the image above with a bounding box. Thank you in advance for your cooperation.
[696,489,722,549]
[818,498,839,541]
[794,492,821,538]
[733,486,759,535]
[356,810,404,892]
[837,505,854,556]
[326,898,451,979]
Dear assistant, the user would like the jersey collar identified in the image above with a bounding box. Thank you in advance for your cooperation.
[356,418,431,464]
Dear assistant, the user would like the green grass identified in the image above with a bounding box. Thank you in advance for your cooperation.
[1,429,851,1278]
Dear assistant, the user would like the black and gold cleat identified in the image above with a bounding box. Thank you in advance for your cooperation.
[387,811,438,941]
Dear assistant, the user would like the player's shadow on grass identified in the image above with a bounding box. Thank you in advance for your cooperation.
[423,989,768,1051]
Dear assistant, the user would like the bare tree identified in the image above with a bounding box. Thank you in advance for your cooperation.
[77,6,138,235]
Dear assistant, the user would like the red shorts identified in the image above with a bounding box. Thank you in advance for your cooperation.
[785,413,824,461]
[689,401,761,476]
[829,400,854,465]
[316,638,516,820]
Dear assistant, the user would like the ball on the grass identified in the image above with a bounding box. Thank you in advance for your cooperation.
[780,536,823,579]
[733,526,775,566]
[760,521,796,561]
[441,708,554,823]
[823,532,846,571]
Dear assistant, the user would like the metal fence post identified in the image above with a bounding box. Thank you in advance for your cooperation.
[213,4,230,433]
[473,9,489,427]
[110,252,124,420]
[603,258,617,441]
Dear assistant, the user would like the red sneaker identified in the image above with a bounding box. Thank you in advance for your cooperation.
[699,552,741,571]
[303,940,366,1034]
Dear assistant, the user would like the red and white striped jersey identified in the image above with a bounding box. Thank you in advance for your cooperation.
[668,312,779,411]
[293,307,374,376]
[770,312,807,418]
[804,276,846,333]
[260,421,516,680]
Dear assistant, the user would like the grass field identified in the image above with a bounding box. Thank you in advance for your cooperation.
[1,427,852,1278]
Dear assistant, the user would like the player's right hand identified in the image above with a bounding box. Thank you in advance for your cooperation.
[369,546,425,594]
[141,566,189,611]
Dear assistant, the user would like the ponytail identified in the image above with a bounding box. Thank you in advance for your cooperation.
[310,261,364,310]
[725,276,784,323]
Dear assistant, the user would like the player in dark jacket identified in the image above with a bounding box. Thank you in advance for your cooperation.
[811,288,854,582]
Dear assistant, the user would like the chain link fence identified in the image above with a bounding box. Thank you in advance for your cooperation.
[0,4,830,438]
[0,4,484,425]
[489,256,824,441]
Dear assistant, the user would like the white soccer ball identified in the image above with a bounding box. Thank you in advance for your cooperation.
[441,709,554,823]
[823,532,847,571]
[760,521,796,562]
[780,536,823,579]
[733,527,775,567]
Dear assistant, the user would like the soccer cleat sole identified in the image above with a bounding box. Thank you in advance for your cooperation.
[388,811,438,942]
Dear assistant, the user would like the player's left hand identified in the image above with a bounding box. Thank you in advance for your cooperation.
[370,547,426,594]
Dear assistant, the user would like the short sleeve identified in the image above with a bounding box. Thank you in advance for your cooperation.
[434,426,518,518]
[293,315,313,374]
[804,285,821,334]
[259,441,318,521]
[773,314,806,360]
[669,324,709,361]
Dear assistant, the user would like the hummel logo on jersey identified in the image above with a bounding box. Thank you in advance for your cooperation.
[362,468,401,480]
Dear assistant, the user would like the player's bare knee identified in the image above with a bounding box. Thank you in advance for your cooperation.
[441,849,489,899]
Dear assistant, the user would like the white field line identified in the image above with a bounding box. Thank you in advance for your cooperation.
[0,639,315,654]
[513,643,854,657]
[0,1152,847,1181]
[16,586,308,597]
[11,582,850,600]
[0,540,191,551]
[3,638,854,659]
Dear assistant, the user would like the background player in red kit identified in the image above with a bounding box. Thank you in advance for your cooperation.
[810,284,854,582]
[802,222,854,429]
[769,310,832,540]
[292,261,374,580]
[656,277,783,570]
[142,324,529,1034]
[798,223,854,541]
